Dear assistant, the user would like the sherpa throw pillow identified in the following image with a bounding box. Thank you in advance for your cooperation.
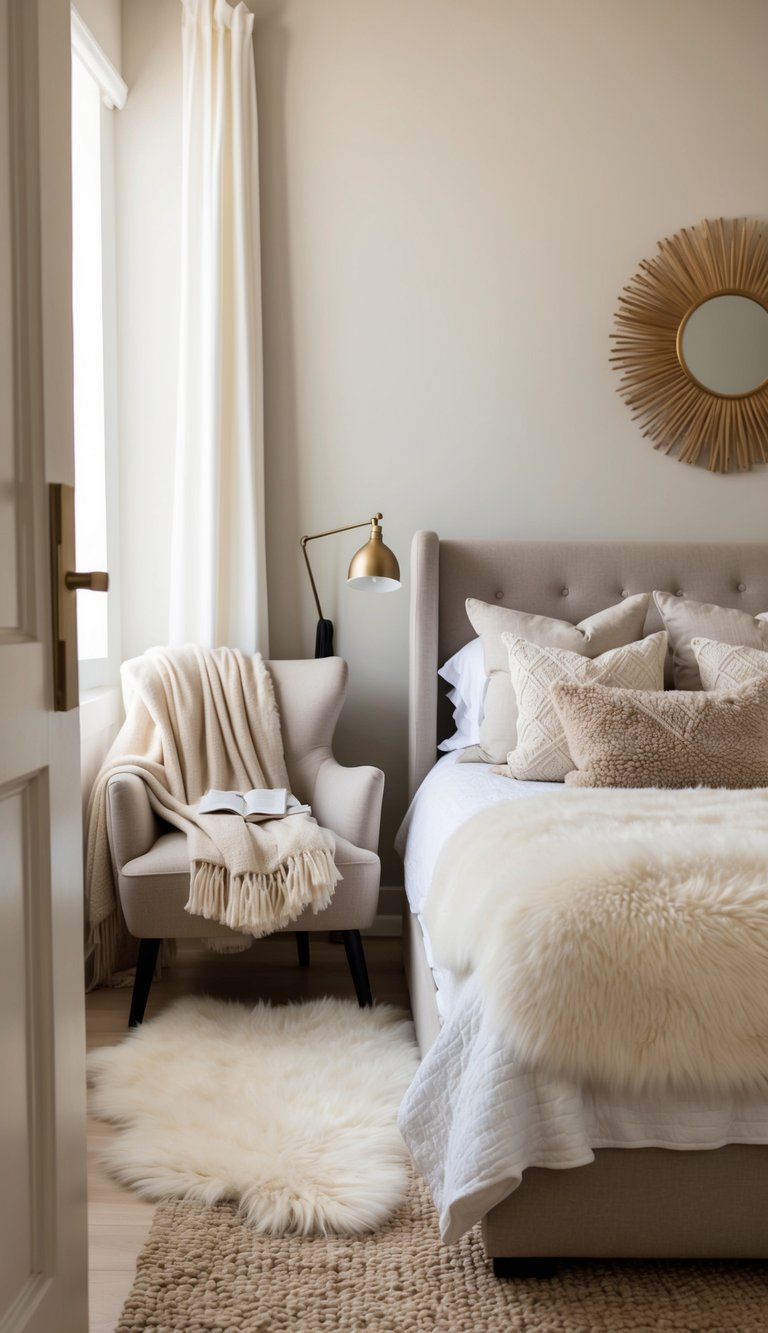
[461,593,650,763]
[551,674,768,789]
[653,591,768,690]
[692,637,768,691]
[500,631,667,782]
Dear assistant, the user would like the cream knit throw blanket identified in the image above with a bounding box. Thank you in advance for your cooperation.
[86,646,340,986]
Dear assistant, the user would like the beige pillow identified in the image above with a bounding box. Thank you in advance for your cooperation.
[653,591,768,690]
[462,593,650,763]
[551,675,768,789]
[501,631,667,782]
[692,637,768,690]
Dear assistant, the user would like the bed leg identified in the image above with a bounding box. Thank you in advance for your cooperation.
[492,1256,558,1279]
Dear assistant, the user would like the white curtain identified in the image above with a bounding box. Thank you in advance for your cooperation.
[169,0,268,653]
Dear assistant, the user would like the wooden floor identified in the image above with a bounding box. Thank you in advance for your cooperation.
[86,933,409,1333]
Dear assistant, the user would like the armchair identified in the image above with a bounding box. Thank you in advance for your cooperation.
[104,657,384,1026]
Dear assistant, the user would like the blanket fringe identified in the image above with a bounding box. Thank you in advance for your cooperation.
[185,850,342,937]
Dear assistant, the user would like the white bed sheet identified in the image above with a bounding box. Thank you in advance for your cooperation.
[396,753,768,1243]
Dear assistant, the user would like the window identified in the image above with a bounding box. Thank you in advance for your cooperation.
[70,11,126,689]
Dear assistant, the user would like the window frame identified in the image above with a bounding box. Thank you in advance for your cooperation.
[70,8,127,694]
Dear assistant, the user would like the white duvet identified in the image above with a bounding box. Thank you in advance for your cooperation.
[395,754,768,1243]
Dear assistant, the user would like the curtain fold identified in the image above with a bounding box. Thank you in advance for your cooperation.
[170,0,268,653]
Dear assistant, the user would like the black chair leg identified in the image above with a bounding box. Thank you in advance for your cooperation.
[296,931,310,967]
[342,929,373,1007]
[128,938,161,1028]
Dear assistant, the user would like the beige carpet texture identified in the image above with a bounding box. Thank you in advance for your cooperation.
[116,1175,768,1333]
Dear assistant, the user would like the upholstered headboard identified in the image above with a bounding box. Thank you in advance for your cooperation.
[408,530,768,798]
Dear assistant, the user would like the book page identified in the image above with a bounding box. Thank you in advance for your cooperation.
[243,788,288,816]
[197,789,247,816]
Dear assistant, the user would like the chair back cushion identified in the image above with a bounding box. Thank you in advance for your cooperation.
[266,657,347,801]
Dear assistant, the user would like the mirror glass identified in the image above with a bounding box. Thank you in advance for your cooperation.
[679,294,768,396]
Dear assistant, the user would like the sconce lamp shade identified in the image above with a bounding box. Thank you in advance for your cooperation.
[300,511,401,658]
[347,517,401,592]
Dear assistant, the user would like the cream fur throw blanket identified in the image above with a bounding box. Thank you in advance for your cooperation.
[87,647,340,986]
[425,787,768,1098]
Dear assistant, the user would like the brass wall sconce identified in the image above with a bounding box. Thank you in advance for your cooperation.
[300,513,401,657]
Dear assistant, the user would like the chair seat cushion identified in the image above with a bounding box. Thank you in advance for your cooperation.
[118,831,380,938]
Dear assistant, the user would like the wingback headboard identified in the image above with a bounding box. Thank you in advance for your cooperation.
[409,530,768,799]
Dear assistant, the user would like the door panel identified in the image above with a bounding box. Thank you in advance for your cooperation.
[0,0,17,632]
[0,787,34,1316]
[0,1,89,1330]
[0,775,56,1329]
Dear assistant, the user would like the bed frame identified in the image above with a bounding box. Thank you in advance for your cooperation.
[404,530,768,1265]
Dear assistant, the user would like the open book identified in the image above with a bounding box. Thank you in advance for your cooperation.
[197,788,311,822]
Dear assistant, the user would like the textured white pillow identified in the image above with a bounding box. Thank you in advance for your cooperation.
[692,637,768,690]
[501,631,667,782]
[463,593,650,763]
[654,592,768,689]
[437,637,486,751]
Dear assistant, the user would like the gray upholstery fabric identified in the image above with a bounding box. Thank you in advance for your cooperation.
[481,1146,768,1259]
[105,657,383,942]
[118,831,380,937]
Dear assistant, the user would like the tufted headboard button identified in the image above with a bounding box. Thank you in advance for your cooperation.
[738,582,747,593]
[561,587,569,597]
[675,589,685,597]
[620,589,629,599]
[494,589,504,600]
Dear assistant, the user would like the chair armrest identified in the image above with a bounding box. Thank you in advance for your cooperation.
[105,772,163,872]
[311,757,384,854]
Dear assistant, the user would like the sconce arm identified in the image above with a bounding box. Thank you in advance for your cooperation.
[299,514,382,622]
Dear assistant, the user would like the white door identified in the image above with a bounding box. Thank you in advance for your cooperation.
[0,1,89,1331]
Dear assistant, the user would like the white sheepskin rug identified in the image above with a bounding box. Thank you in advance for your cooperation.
[87,996,419,1235]
[425,786,768,1098]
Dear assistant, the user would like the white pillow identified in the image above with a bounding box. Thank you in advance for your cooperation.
[437,637,486,751]
[691,637,768,690]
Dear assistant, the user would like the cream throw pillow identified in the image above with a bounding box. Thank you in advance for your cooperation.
[499,631,667,781]
[551,674,768,790]
[692,637,768,690]
[462,593,650,763]
[653,591,768,690]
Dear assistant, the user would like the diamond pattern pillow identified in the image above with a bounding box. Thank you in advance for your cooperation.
[653,591,768,690]
[500,631,667,781]
[692,637,768,690]
[462,593,650,763]
[551,674,768,789]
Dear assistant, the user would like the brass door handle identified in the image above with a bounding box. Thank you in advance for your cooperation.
[49,484,110,710]
[64,570,109,592]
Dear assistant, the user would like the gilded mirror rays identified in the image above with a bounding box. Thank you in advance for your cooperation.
[611,218,768,472]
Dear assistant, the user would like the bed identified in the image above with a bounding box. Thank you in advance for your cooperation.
[398,530,768,1270]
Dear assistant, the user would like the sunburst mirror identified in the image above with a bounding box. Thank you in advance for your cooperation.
[611,217,768,473]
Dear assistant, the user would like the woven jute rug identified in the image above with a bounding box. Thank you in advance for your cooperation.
[116,1173,768,1333]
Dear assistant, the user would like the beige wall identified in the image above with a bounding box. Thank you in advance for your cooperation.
[117,0,768,881]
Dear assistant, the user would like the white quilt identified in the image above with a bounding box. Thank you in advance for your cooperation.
[398,980,768,1244]
[395,755,768,1243]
